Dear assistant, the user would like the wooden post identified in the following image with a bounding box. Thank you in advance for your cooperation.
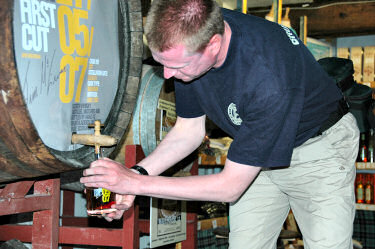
[124,145,198,249]
[273,0,282,24]
[242,0,247,14]
[181,160,198,249]
[299,15,308,45]
[123,145,145,249]
[32,178,60,249]
[61,190,75,249]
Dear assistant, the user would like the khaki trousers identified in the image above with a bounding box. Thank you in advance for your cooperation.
[229,113,360,249]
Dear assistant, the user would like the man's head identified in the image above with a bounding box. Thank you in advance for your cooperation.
[144,0,224,53]
[145,0,226,82]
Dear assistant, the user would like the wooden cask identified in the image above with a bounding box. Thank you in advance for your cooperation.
[0,0,143,184]
[115,64,176,163]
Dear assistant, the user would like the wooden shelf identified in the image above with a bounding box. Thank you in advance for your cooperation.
[198,154,226,166]
[356,203,375,211]
[197,217,228,231]
[356,162,375,170]
[356,163,375,173]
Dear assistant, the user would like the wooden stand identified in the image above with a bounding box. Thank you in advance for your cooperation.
[0,145,198,249]
[0,178,60,249]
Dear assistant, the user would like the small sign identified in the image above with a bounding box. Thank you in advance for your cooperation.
[149,198,187,248]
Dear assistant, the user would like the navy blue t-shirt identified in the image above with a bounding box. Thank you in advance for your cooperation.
[174,8,342,167]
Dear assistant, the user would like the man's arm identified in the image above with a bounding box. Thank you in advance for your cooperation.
[136,115,207,176]
[82,114,207,220]
[82,157,261,203]
[81,114,261,203]
[133,159,261,202]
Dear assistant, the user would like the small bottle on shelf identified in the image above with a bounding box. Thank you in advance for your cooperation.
[358,133,368,162]
[356,174,365,204]
[368,129,374,163]
[365,174,374,204]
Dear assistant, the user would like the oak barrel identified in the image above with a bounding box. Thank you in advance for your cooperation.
[115,64,176,163]
[0,0,143,184]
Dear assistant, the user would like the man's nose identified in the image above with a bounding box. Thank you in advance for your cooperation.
[164,67,177,79]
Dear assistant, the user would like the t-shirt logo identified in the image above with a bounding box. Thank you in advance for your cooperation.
[228,103,242,125]
[281,25,299,45]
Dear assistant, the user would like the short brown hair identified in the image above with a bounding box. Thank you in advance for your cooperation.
[145,0,224,53]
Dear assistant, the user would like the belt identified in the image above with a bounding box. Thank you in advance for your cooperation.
[313,98,349,137]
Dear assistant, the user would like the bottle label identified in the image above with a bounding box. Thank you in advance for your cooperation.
[102,188,111,202]
[360,149,368,162]
[86,187,116,212]
[357,188,364,202]
[368,148,374,163]
[93,188,103,199]
[365,188,373,203]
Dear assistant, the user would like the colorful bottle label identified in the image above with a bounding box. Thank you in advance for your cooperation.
[357,187,364,203]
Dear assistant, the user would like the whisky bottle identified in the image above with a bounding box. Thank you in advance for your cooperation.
[86,187,116,215]
[358,133,368,162]
[365,174,374,204]
[368,129,374,163]
[86,149,116,215]
[356,174,365,204]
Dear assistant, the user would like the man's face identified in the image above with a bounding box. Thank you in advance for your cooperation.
[151,44,216,82]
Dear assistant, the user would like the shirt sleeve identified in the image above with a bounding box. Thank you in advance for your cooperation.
[174,80,205,118]
[227,88,305,167]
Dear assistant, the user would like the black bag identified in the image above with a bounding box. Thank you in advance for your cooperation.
[318,57,374,133]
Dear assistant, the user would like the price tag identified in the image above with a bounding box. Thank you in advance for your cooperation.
[212,219,217,229]
[365,163,375,169]
[357,163,365,170]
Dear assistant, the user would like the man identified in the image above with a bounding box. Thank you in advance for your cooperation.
[80,0,359,248]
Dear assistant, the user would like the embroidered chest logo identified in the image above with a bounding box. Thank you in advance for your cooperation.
[228,103,242,125]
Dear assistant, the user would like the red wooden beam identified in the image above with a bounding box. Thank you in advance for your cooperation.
[123,145,145,249]
[59,226,124,246]
[0,179,59,216]
[181,160,198,249]
[0,225,32,242]
[0,180,53,216]
[183,213,198,248]
[139,219,150,233]
[62,191,75,217]
[0,180,35,198]
[0,219,195,247]
[125,144,146,168]
[122,204,139,249]
[32,179,60,249]
[61,190,76,249]
[0,220,151,247]
[0,195,52,215]
[0,225,125,247]
[60,216,90,227]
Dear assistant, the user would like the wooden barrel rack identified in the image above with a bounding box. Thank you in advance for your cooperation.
[0,145,198,249]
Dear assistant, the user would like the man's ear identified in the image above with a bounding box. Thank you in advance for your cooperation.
[206,34,222,55]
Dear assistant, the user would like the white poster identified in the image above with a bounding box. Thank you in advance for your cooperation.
[149,198,187,248]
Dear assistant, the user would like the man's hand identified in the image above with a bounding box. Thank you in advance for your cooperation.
[103,194,136,222]
[80,158,142,221]
[80,158,140,195]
